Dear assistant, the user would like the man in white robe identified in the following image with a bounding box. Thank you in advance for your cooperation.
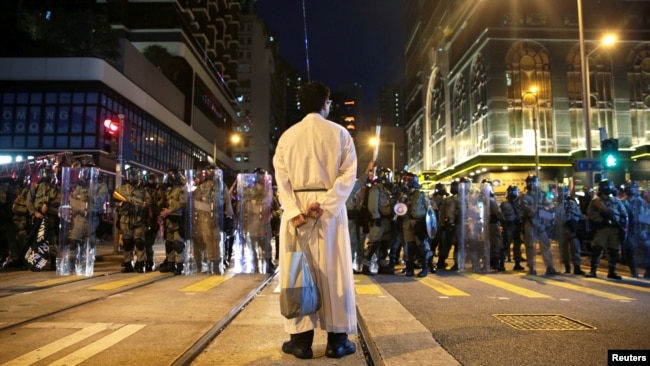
[273,81,358,360]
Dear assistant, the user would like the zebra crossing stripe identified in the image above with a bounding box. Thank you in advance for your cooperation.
[462,272,552,298]
[416,276,470,296]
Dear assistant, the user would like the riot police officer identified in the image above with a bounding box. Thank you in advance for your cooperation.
[25,163,61,270]
[437,180,460,271]
[402,173,433,277]
[482,180,506,272]
[362,167,394,275]
[144,172,162,272]
[500,185,525,270]
[557,186,585,275]
[9,171,31,267]
[520,175,559,276]
[239,168,273,273]
[159,168,187,275]
[114,167,152,273]
[586,179,628,279]
[621,181,650,278]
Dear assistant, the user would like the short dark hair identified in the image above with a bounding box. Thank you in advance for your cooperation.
[299,81,330,114]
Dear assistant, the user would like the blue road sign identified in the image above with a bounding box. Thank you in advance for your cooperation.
[575,158,602,172]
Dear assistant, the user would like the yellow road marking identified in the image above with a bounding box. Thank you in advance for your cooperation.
[87,272,169,290]
[462,272,551,298]
[529,276,636,301]
[584,277,650,294]
[49,324,146,366]
[29,272,110,287]
[180,274,234,292]
[416,276,470,296]
[354,275,383,295]
[2,323,113,366]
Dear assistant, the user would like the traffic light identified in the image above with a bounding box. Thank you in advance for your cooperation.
[103,118,120,157]
[600,138,619,169]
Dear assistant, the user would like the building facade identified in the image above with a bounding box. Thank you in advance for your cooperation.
[404,0,650,191]
[0,0,243,185]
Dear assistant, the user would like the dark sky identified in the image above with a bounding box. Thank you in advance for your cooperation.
[256,1,405,117]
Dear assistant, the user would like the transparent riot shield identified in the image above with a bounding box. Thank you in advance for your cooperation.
[58,166,101,276]
[523,179,561,275]
[191,168,226,275]
[456,182,467,271]
[460,183,489,273]
[183,169,196,275]
[236,172,272,274]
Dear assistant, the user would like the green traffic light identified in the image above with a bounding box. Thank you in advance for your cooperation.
[604,154,617,168]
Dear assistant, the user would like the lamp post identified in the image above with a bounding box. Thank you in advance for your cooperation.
[523,88,540,173]
[578,0,616,188]
[369,138,395,173]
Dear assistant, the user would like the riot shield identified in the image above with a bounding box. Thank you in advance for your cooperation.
[236,172,272,273]
[522,179,560,275]
[191,168,226,275]
[58,166,101,276]
[456,182,467,271]
[183,169,196,275]
[460,183,489,273]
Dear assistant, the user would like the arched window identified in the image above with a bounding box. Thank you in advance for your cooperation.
[505,41,554,155]
[626,42,650,146]
[470,54,488,152]
[567,43,615,150]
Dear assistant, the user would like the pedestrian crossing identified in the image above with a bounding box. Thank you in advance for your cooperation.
[19,264,649,302]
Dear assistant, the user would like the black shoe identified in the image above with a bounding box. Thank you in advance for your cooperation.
[362,265,374,276]
[121,262,134,273]
[573,267,586,276]
[545,267,559,276]
[585,272,597,278]
[174,263,183,276]
[134,261,145,273]
[607,272,622,280]
[513,264,525,271]
[378,264,395,275]
[282,340,313,359]
[416,268,428,277]
[404,268,415,277]
[282,330,314,359]
[644,272,650,279]
[159,261,175,273]
[145,261,154,272]
[564,265,571,274]
[449,264,458,271]
[326,333,356,359]
[528,270,537,276]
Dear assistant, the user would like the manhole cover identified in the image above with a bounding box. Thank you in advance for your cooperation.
[493,314,596,331]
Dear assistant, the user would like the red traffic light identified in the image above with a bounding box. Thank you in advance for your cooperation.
[104,119,120,134]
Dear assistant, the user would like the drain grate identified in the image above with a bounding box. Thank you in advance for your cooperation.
[493,314,597,331]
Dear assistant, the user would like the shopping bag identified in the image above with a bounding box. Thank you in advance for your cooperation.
[280,251,321,319]
[279,219,321,319]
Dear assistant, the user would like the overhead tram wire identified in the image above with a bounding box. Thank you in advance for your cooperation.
[302,0,311,81]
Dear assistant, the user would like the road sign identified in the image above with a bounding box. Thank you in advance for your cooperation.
[575,158,602,172]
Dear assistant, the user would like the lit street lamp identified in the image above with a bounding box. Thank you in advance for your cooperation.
[369,137,396,173]
[522,87,540,173]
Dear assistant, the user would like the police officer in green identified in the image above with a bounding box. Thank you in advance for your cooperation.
[159,168,187,275]
[402,172,433,277]
[586,179,628,279]
[25,164,61,269]
[9,171,31,266]
[362,167,394,275]
[558,186,585,275]
[114,167,152,273]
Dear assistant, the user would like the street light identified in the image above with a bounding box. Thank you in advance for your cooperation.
[522,87,540,173]
[369,137,396,173]
[578,0,617,188]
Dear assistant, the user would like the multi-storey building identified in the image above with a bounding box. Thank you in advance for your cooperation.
[0,0,242,186]
[404,0,650,192]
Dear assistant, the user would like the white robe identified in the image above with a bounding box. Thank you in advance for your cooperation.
[273,112,358,334]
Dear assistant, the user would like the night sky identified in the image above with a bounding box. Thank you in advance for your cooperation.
[256,1,405,118]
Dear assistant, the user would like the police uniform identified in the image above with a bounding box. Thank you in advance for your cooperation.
[26,168,61,268]
[241,179,273,273]
[558,188,585,275]
[621,181,650,278]
[160,170,187,275]
[586,179,628,279]
[500,185,525,270]
[10,179,31,264]
[437,181,461,271]
[362,177,394,275]
[115,171,152,273]
[520,175,558,276]
[402,174,433,277]
[144,173,162,272]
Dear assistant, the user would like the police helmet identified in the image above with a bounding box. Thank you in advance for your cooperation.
[624,180,639,197]
[78,163,97,182]
[597,179,615,196]
[450,180,460,195]
[434,183,448,196]
[38,164,54,184]
[375,167,392,185]
[125,167,141,185]
[481,179,494,197]
[525,175,539,191]
[145,172,159,187]
[164,168,185,186]
[459,177,471,190]
[506,185,519,200]
[400,172,420,189]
